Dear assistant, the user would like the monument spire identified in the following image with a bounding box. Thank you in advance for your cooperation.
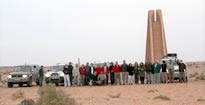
[145,9,167,63]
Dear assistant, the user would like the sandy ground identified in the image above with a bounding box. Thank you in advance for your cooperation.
[0,62,205,105]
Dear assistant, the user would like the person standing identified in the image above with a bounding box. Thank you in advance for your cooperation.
[85,62,91,85]
[139,62,145,84]
[68,62,73,86]
[38,66,44,87]
[145,62,152,84]
[95,64,102,76]
[121,60,128,85]
[73,63,80,86]
[63,64,70,87]
[90,63,96,81]
[79,64,86,86]
[134,62,139,84]
[109,62,115,85]
[127,63,134,85]
[102,62,109,84]
[161,61,167,83]
[153,61,161,84]
[113,61,121,85]
[178,60,187,83]
[167,60,174,83]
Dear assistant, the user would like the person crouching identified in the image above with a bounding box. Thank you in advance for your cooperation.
[96,71,106,86]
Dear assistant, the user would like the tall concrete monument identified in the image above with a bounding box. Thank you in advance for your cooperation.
[145,9,167,63]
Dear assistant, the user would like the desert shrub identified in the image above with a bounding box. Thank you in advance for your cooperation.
[12,90,24,100]
[36,84,76,105]
[19,99,35,105]
[153,95,170,101]
[148,89,158,93]
[195,71,205,81]
[197,98,205,102]
[108,92,121,98]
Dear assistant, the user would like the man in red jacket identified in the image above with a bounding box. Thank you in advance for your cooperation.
[102,62,109,84]
[95,64,102,76]
[113,61,121,85]
[79,64,86,86]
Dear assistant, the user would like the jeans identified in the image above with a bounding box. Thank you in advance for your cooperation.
[146,72,152,84]
[179,72,186,83]
[134,74,139,84]
[128,75,134,84]
[39,76,43,87]
[64,74,70,87]
[161,72,168,83]
[110,72,115,85]
[80,75,86,86]
[169,70,174,83]
[153,73,161,84]
[114,72,121,85]
[73,75,79,86]
[121,72,128,85]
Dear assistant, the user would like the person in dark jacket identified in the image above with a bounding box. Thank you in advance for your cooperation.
[127,63,134,85]
[63,64,70,87]
[161,61,167,83]
[68,62,73,86]
[145,62,153,84]
[121,60,128,85]
[85,62,91,85]
[134,62,139,84]
[139,62,145,84]
[178,60,187,83]
[38,66,44,87]
[109,62,115,85]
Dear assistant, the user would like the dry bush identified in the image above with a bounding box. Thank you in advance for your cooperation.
[190,72,199,78]
[195,71,205,81]
[153,95,170,101]
[12,90,24,100]
[197,98,205,102]
[36,84,76,105]
[18,99,35,105]
[148,89,158,93]
[108,92,121,98]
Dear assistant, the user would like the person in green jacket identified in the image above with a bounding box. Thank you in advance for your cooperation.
[139,62,145,84]
[152,61,161,84]
[134,62,139,84]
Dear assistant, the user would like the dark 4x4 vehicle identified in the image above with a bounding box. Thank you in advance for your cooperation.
[7,65,40,88]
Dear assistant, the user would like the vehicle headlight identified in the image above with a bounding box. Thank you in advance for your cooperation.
[60,73,64,77]
[7,75,12,78]
[22,75,28,78]
[45,73,51,77]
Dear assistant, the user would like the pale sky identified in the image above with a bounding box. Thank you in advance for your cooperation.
[0,0,205,66]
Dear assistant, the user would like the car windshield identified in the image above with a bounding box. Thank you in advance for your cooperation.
[50,66,64,72]
[15,66,32,72]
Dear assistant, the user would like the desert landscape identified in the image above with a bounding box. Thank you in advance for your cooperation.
[0,62,205,105]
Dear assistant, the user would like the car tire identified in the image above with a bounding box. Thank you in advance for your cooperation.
[55,83,59,86]
[27,78,32,87]
[8,82,13,88]
[19,83,23,87]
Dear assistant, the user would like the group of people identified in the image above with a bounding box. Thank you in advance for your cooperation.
[60,60,187,87]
